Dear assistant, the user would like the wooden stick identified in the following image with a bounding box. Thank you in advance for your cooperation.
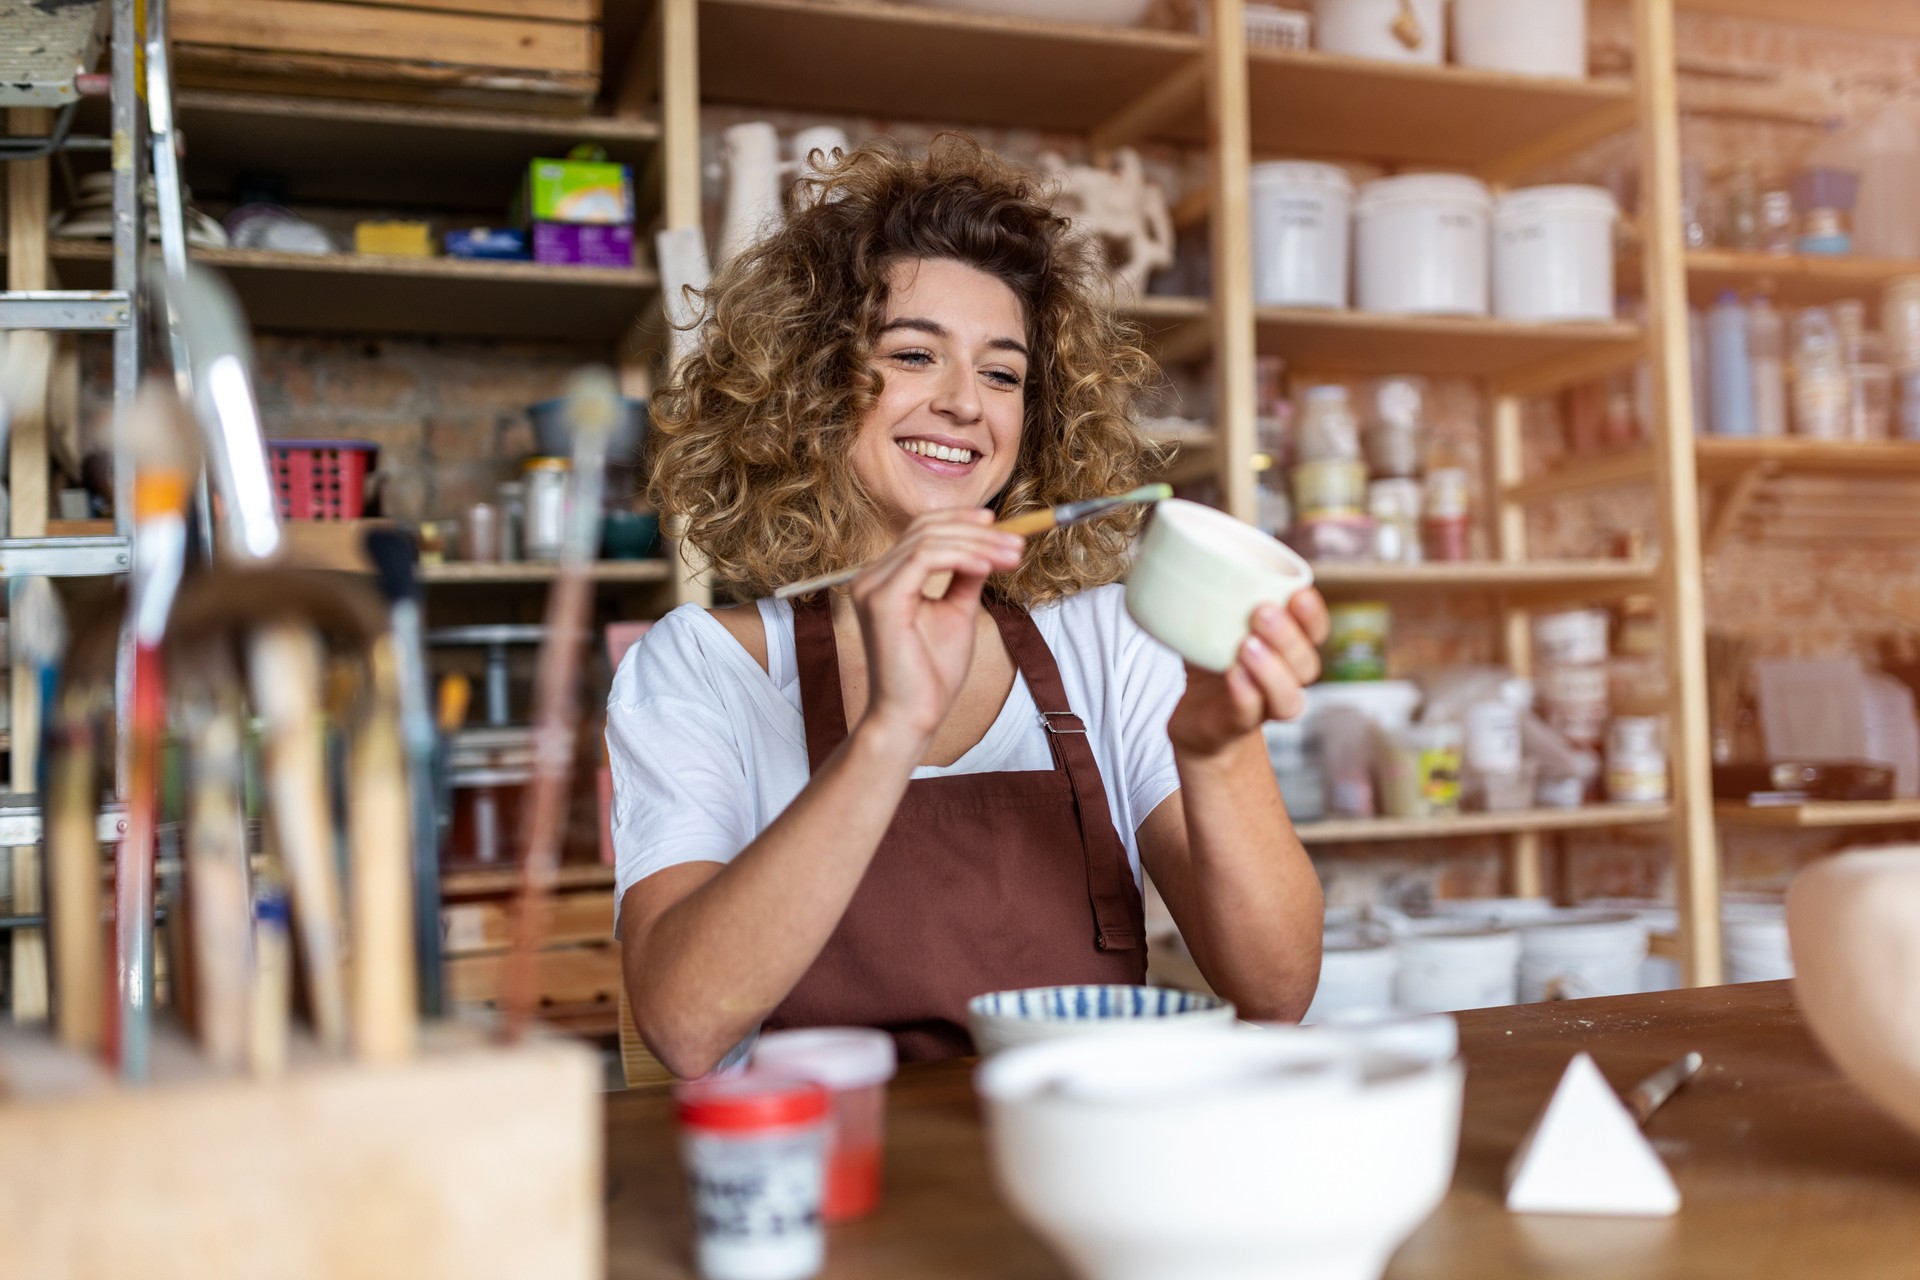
[184,686,253,1072]
[47,690,103,1054]
[247,623,349,1052]
[350,640,418,1062]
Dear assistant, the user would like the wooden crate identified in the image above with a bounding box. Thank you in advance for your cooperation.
[170,0,603,113]
[0,1026,601,1279]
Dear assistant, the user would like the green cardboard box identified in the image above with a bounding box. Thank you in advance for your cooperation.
[523,156,634,225]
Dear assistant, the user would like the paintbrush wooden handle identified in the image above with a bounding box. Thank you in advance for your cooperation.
[248,624,349,1052]
[185,698,253,1072]
[350,641,418,1062]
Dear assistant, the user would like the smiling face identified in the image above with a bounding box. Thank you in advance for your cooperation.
[849,257,1030,536]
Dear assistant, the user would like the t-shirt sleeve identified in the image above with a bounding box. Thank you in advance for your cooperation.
[1109,591,1187,827]
[606,621,756,918]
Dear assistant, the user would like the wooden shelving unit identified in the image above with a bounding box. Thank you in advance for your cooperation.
[1679,0,1920,40]
[421,560,672,585]
[1298,803,1673,847]
[1683,248,1920,308]
[1253,307,1642,383]
[1716,800,1920,829]
[1312,559,1658,602]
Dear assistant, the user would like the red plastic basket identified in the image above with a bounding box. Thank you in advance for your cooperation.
[268,439,378,521]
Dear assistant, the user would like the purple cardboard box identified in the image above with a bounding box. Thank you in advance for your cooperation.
[532,221,634,268]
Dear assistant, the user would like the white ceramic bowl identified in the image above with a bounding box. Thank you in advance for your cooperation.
[966,984,1235,1057]
[916,0,1154,25]
[1126,498,1315,673]
[1789,847,1920,1139]
[977,1024,1463,1280]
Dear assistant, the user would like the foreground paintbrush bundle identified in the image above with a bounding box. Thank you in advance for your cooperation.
[0,272,603,1279]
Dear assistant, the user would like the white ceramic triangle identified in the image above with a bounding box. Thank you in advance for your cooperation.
[1505,1052,1681,1217]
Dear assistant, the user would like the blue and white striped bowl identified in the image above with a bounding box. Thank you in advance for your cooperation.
[967,984,1237,1056]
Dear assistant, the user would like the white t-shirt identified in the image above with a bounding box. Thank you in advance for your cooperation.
[606,583,1189,922]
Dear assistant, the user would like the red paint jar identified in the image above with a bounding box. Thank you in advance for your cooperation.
[751,1028,898,1222]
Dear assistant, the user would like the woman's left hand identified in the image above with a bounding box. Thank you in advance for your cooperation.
[1166,589,1331,760]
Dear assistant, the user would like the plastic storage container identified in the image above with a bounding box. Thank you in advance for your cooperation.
[1516,912,1649,1003]
[1420,467,1472,562]
[1303,930,1398,1023]
[1295,384,1363,461]
[1749,297,1788,438]
[1533,608,1610,667]
[1793,308,1851,439]
[1723,905,1794,984]
[1885,276,1920,373]
[1251,162,1353,309]
[676,1074,832,1280]
[1452,0,1586,77]
[1395,926,1521,1012]
[1313,0,1444,63]
[1492,186,1618,322]
[1606,716,1669,803]
[1355,175,1492,316]
[1293,459,1370,519]
[1325,602,1391,681]
[1708,291,1755,437]
[268,439,378,521]
[750,1028,898,1223]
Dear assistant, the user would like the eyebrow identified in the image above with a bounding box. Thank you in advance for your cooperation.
[878,316,1030,359]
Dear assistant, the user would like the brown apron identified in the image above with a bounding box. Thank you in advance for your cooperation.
[764,595,1148,1060]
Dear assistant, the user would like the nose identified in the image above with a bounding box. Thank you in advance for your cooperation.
[929,360,982,424]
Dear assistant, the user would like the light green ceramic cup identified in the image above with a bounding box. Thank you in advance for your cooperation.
[1125,498,1315,673]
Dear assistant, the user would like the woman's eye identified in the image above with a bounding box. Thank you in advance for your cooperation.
[890,349,933,367]
[986,369,1024,389]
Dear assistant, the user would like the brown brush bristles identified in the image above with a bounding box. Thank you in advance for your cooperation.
[648,133,1166,605]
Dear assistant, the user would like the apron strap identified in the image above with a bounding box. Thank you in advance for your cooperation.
[790,591,1143,954]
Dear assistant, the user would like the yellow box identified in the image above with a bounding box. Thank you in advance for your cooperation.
[354,220,436,257]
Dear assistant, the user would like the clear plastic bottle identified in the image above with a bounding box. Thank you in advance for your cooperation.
[1793,307,1851,439]
[1708,291,1755,437]
[1747,297,1788,438]
[1724,163,1762,250]
[1295,385,1361,462]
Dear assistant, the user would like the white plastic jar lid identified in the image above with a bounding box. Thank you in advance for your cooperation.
[1397,925,1523,961]
[1250,160,1355,194]
[1355,173,1493,213]
[1493,184,1620,222]
[751,1027,898,1091]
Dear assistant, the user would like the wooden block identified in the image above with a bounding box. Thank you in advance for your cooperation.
[0,1028,602,1279]
[172,0,600,77]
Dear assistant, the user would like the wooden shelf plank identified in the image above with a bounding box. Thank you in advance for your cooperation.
[1297,803,1673,846]
[1680,0,1920,40]
[422,560,672,584]
[1505,445,1659,504]
[1255,307,1642,379]
[1684,248,1920,307]
[169,89,658,212]
[1695,437,1920,479]
[1715,800,1920,829]
[1241,48,1633,169]
[1312,559,1659,597]
[442,863,614,897]
[49,242,656,342]
[698,0,1204,134]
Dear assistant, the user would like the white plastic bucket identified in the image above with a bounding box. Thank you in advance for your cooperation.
[1394,926,1521,1013]
[1251,162,1353,309]
[1428,897,1558,928]
[1585,898,1683,992]
[1452,0,1586,78]
[1533,607,1611,667]
[1724,905,1794,984]
[1355,174,1491,316]
[1303,930,1398,1023]
[1517,911,1649,1003]
[1493,185,1619,322]
[1314,0,1445,64]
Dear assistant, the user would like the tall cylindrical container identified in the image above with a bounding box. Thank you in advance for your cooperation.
[1492,185,1618,322]
[1708,291,1756,437]
[1250,162,1353,309]
[1452,0,1587,77]
[1748,297,1788,438]
[1354,175,1492,317]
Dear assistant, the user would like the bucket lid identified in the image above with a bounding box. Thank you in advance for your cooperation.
[750,1026,898,1090]
[1519,910,1646,945]
[1356,173,1492,212]
[1493,184,1620,221]
[1398,924,1523,960]
[675,1072,830,1132]
[1251,160,1354,194]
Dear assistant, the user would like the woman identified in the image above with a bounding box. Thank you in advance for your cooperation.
[611,136,1328,1078]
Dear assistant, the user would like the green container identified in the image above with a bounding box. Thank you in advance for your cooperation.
[523,157,634,225]
[1324,602,1390,682]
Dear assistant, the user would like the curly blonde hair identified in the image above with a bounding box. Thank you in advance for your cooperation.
[648,134,1162,605]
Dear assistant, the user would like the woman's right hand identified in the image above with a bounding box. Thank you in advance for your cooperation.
[847,509,1026,750]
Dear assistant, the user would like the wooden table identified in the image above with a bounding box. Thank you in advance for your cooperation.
[605,983,1920,1278]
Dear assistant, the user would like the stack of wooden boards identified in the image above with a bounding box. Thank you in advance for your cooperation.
[171,0,603,112]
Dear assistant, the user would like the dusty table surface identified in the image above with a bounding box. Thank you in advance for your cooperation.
[604,982,1920,1279]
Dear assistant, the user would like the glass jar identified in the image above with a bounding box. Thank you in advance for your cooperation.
[1295,385,1361,462]
[522,457,571,560]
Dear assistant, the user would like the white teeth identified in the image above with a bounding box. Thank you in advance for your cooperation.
[896,439,974,464]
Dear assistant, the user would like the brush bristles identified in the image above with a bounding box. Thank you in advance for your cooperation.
[14,577,67,668]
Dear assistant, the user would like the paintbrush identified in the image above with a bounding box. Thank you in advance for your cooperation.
[47,681,103,1055]
[115,382,198,1083]
[500,370,620,1041]
[364,528,445,1020]
[773,483,1174,601]
[181,665,253,1073]
[347,639,418,1062]
[8,577,64,1025]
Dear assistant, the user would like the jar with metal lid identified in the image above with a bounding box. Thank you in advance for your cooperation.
[523,457,571,561]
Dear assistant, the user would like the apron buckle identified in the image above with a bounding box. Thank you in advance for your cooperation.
[1039,711,1087,735]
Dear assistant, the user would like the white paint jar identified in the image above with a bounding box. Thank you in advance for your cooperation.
[1303,930,1398,1023]
[676,1076,832,1280]
[1517,912,1649,1003]
[1724,905,1794,984]
[1250,162,1353,309]
[1533,608,1611,667]
[1452,0,1587,78]
[1394,926,1521,1013]
[1354,174,1491,316]
[1492,185,1619,322]
[1314,0,1446,64]
[1464,701,1523,775]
